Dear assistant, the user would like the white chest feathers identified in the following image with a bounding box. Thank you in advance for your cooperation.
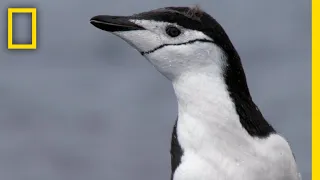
[171,72,300,180]
[174,120,300,180]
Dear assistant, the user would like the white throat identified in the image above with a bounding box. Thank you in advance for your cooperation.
[173,70,237,126]
[172,68,252,150]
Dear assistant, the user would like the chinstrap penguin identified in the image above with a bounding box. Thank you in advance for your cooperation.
[90,6,301,180]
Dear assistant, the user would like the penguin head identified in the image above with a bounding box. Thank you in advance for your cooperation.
[90,6,237,80]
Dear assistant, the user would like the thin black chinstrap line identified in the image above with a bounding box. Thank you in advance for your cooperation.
[140,38,215,55]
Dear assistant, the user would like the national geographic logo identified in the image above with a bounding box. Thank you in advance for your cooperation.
[7,7,37,49]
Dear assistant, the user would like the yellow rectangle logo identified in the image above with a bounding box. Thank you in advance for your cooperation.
[7,8,37,49]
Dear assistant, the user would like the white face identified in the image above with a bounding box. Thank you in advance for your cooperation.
[112,19,225,80]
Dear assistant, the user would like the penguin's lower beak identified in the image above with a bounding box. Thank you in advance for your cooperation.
[90,15,145,32]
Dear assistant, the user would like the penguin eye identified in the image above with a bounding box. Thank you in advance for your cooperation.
[165,25,181,37]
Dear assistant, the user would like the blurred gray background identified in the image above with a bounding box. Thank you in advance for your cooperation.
[0,0,311,180]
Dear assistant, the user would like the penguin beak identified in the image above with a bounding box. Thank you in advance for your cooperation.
[90,15,145,32]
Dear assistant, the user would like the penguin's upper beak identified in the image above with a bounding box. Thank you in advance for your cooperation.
[90,15,145,32]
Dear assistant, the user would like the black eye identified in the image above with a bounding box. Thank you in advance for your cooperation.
[165,26,181,37]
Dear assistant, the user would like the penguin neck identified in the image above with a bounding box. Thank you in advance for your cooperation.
[172,69,243,131]
[170,68,256,167]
